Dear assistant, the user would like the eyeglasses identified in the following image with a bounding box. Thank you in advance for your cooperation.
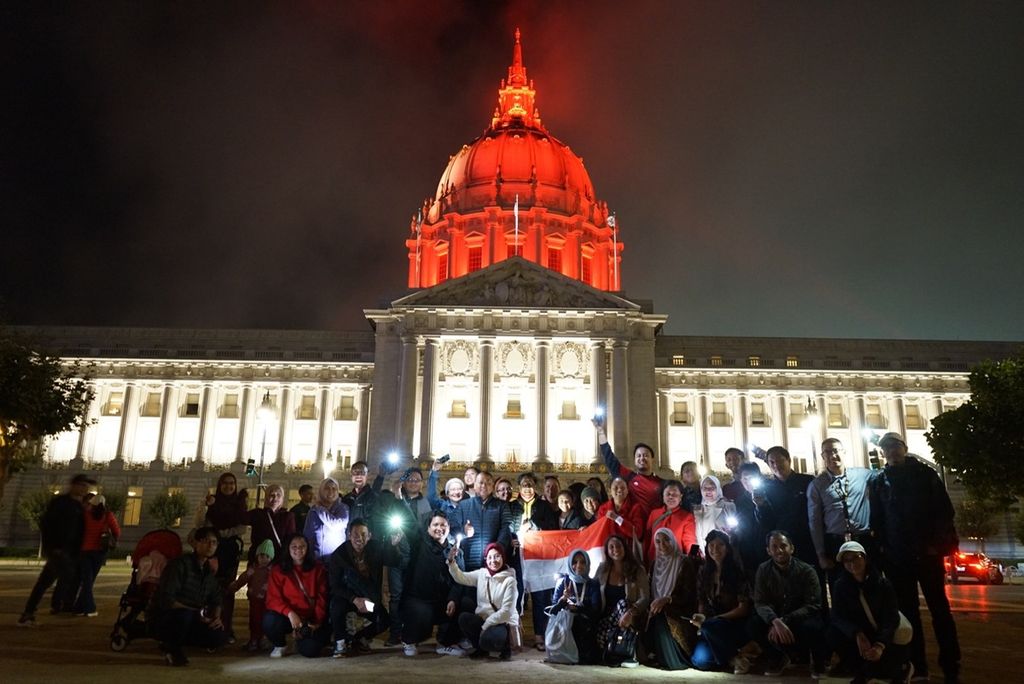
[822,448,842,455]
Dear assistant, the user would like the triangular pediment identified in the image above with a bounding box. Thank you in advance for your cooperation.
[392,257,640,311]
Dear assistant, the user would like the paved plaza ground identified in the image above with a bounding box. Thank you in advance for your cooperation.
[1,560,1022,683]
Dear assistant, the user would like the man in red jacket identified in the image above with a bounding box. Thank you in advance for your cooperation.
[593,417,663,519]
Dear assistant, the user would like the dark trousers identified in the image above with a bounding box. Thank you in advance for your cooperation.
[692,616,749,670]
[157,608,230,654]
[885,554,960,677]
[262,610,331,657]
[329,596,390,642]
[644,613,692,670]
[400,596,459,645]
[214,537,242,637]
[387,566,404,638]
[457,612,509,653]
[827,624,909,682]
[247,597,266,642]
[747,613,828,667]
[73,550,107,614]
[23,550,78,616]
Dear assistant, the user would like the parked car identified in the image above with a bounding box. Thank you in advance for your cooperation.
[945,551,1004,584]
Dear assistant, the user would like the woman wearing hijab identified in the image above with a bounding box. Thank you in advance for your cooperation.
[594,534,650,667]
[507,472,558,651]
[248,483,296,561]
[691,530,753,674]
[303,477,350,560]
[197,471,249,642]
[447,541,519,661]
[644,480,698,567]
[549,549,602,663]
[645,528,699,670]
[693,475,738,550]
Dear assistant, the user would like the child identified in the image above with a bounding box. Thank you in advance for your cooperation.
[229,539,274,651]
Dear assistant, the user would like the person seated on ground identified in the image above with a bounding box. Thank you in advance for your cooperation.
[263,533,330,658]
[587,477,609,505]
[644,528,699,670]
[578,487,602,528]
[328,517,407,657]
[304,477,350,560]
[594,534,650,667]
[507,471,558,651]
[400,512,464,657]
[829,541,914,683]
[597,477,646,547]
[427,459,466,543]
[747,529,828,677]
[691,530,753,674]
[548,549,602,664]
[644,480,698,567]
[556,489,584,530]
[151,526,229,666]
[678,461,704,513]
[693,475,738,550]
[447,542,519,661]
[228,539,274,651]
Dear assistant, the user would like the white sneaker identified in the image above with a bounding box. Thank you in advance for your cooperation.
[269,646,285,658]
[332,639,347,658]
[457,638,473,651]
[731,654,751,675]
[435,645,466,656]
[402,643,417,657]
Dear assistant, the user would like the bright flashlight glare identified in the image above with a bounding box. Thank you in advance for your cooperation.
[750,476,763,489]
[387,451,399,464]
[726,515,738,527]
[322,459,334,476]
[455,533,464,544]
[389,514,402,530]
[594,406,604,418]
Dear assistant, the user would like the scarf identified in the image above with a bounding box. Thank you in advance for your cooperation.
[207,472,248,530]
[700,475,724,504]
[566,548,591,584]
[483,542,507,576]
[651,527,683,600]
[317,477,340,507]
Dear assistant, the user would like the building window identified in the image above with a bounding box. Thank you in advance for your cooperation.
[437,253,449,282]
[124,488,144,526]
[865,403,886,429]
[791,456,809,474]
[710,401,730,427]
[786,356,799,368]
[504,397,523,419]
[547,247,562,272]
[750,402,768,426]
[709,356,723,367]
[671,401,691,425]
[789,401,806,428]
[827,402,845,427]
[220,393,239,418]
[671,355,686,367]
[141,392,162,417]
[905,404,924,429]
[468,246,483,272]
[559,400,578,420]
[449,399,469,418]
[336,395,357,421]
[103,391,124,416]
[581,255,592,284]
[748,356,761,368]
[183,393,201,417]
[298,395,317,420]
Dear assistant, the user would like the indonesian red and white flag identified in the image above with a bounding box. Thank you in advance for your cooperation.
[520,517,617,593]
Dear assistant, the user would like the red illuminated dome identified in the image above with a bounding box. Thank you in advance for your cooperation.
[406,29,622,290]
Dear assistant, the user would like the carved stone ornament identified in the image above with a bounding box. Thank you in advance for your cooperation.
[498,341,534,377]
[552,341,589,378]
[442,340,479,377]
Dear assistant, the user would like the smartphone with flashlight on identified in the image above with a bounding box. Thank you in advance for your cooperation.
[437,454,451,464]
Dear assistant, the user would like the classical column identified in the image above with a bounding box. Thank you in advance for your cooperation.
[850,394,868,467]
[418,338,439,459]
[394,336,418,457]
[76,382,100,459]
[276,385,293,465]
[694,392,710,468]
[815,394,828,442]
[611,340,630,452]
[772,393,789,450]
[154,384,179,464]
[928,395,945,427]
[658,391,671,469]
[888,395,906,436]
[315,386,334,467]
[478,338,494,460]
[195,384,216,465]
[236,384,255,464]
[356,385,371,462]
[733,393,749,455]
[592,341,608,463]
[535,339,550,461]
[114,382,138,463]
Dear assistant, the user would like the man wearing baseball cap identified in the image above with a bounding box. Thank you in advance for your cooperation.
[870,432,961,683]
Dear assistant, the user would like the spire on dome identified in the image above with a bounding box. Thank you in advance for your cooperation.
[491,28,544,131]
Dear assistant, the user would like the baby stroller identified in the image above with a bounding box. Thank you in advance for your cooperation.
[109,529,183,651]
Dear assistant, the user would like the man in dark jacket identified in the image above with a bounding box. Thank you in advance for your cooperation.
[18,473,92,626]
[747,530,828,677]
[342,461,385,535]
[456,471,513,572]
[870,432,961,683]
[328,518,408,656]
[289,484,315,535]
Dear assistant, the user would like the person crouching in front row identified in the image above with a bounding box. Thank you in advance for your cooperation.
[447,541,519,660]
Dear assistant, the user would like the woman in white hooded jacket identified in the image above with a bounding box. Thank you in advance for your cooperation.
[693,475,738,550]
[448,541,519,660]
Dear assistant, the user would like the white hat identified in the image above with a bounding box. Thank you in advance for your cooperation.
[836,540,867,562]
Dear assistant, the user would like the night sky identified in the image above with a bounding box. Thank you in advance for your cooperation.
[4,1,1023,341]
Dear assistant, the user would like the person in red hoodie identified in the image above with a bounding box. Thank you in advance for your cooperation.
[73,494,121,617]
[644,480,698,568]
[597,477,646,548]
[593,417,663,519]
[263,533,330,658]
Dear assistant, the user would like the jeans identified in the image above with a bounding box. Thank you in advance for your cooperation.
[23,550,78,617]
[885,554,960,677]
[387,565,404,639]
[400,596,459,645]
[262,610,331,657]
[747,613,828,668]
[157,608,230,655]
[692,616,749,670]
[457,612,509,653]
[73,550,107,614]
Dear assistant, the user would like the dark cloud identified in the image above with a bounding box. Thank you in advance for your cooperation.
[2,1,1022,340]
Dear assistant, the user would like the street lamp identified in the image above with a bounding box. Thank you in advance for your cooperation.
[254,390,274,508]
[802,398,820,472]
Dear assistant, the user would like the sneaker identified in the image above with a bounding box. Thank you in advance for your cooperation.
[763,654,791,677]
[811,664,827,679]
[16,614,37,628]
[732,654,751,675]
[164,649,189,666]
[903,662,915,683]
[458,638,473,651]
[436,645,466,657]
[403,643,417,657]
[910,674,929,682]
[332,640,347,658]
[621,658,639,668]
[270,646,286,659]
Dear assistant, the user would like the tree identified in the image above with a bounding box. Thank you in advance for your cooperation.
[147,490,190,529]
[955,497,1000,541]
[0,331,94,501]
[927,351,1024,502]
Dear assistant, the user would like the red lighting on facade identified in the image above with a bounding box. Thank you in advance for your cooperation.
[406,29,623,290]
